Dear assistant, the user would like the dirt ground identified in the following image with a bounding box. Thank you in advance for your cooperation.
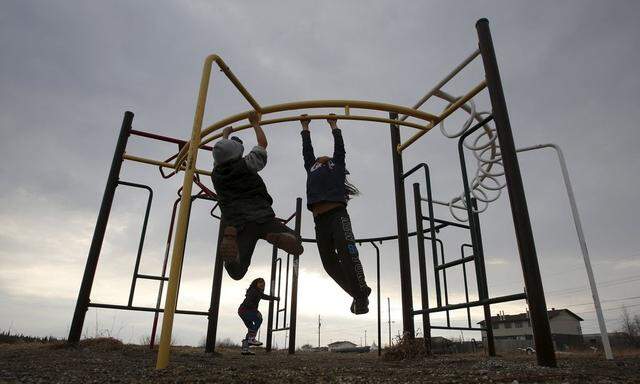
[1,340,639,383]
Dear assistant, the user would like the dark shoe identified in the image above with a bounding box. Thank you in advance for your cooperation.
[265,232,304,256]
[353,287,372,315]
[241,339,255,355]
[220,227,239,263]
[353,298,369,315]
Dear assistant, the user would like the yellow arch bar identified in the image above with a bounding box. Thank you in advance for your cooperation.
[201,100,437,141]
[200,113,430,147]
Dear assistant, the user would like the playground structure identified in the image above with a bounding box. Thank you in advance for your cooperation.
[67,19,561,369]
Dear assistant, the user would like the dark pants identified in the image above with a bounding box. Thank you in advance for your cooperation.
[238,307,262,340]
[224,218,298,280]
[314,206,369,299]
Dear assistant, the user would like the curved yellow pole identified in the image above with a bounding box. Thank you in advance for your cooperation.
[155,55,213,370]
[199,113,429,147]
[201,99,437,140]
[172,100,439,168]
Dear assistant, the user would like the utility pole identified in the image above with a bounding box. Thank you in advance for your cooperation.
[365,330,367,346]
[387,297,392,347]
[317,315,321,348]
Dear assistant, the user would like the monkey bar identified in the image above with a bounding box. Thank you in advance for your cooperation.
[68,18,557,371]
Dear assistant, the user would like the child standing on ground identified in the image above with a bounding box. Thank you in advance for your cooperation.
[211,112,304,280]
[299,114,371,314]
[238,278,278,355]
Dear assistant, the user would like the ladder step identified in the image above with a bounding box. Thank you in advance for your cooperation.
[137,274,169,281]
[435,255,475,271]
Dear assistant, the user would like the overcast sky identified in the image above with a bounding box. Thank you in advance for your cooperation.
[1,0,639,349]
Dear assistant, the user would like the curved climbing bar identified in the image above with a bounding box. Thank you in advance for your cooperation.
[200,113,429,147]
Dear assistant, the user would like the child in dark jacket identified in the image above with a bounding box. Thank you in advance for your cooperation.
[211,112,304,281]
[238,278,278,355]
[299,114,371,315]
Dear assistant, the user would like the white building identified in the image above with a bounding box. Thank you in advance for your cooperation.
[478,308,583,350]
[327,341,357,352]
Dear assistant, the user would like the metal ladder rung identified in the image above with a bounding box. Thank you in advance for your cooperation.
[137,274,169,281]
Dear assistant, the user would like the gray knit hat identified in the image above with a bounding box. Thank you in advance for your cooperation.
[213,137,244,166]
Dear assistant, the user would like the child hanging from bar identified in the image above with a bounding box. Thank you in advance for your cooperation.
[299,114,371,314]
[238,277,278,355]
[211,111,304,280]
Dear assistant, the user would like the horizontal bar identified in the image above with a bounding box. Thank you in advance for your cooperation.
[130,129,214,151]
[271,327,290,332]
[302,227,448,244]
[200,99,439,144]
[137,274,169,281]
[397,80,487,153]
[412,293,527,315]
[435,255,476,271]
[88,303,209,316]
[422,216,470,230]
[422,197,467,211]
[123,154,212,176]
[427,325,485,331]
[399,49,481,122]
[199,113,430,148]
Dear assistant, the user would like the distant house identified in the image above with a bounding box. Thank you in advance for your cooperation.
[478,308,583,350]
[327,341,357,352]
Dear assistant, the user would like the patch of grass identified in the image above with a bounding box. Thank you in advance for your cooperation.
[382,336,431,361]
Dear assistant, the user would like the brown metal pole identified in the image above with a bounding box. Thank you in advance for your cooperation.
[288,198,303,353]
[476,18,556,367]
[266,245,278,352]
[204,220,225,353]
[68,111,133,343]
[389,112,415,338]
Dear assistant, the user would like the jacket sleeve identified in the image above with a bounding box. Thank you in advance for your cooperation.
[260,293,277,301]
[244,145,268,173]
[301,130,316,172]
[332,128,345,165]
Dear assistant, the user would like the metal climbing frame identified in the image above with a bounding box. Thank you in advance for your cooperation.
[69,18,556,369]
[387,19,556,367]
[67,116,221,345]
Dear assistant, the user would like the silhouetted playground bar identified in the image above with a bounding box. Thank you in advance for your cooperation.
[67,18,557,370]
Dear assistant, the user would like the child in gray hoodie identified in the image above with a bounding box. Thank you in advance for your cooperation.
[211,112,303,280]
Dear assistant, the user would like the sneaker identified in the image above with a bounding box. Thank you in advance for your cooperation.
[219,226,239,263]
[353,287,372,315]
[265,232,304,256]
[247,338,263,346]
[241,339,255,355]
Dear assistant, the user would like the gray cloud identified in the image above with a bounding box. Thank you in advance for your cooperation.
[1,0,639,347]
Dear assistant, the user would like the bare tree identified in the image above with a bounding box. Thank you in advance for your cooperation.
[619,306,640,347]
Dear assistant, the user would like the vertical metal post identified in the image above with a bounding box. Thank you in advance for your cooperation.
[68,111,133,343]
[389,112,415,338]
[412,183,431,352]
[477,18,556,367]
[371,242,382,356]
[266,245,278,352]
[123,182,153,307]
[517,143,613,360]
[156,55,212,370]
[150,197,180,349]
[470,200,495,356]
[204,220,225,353]
[387,297,392,347]
[288,198,303,354]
